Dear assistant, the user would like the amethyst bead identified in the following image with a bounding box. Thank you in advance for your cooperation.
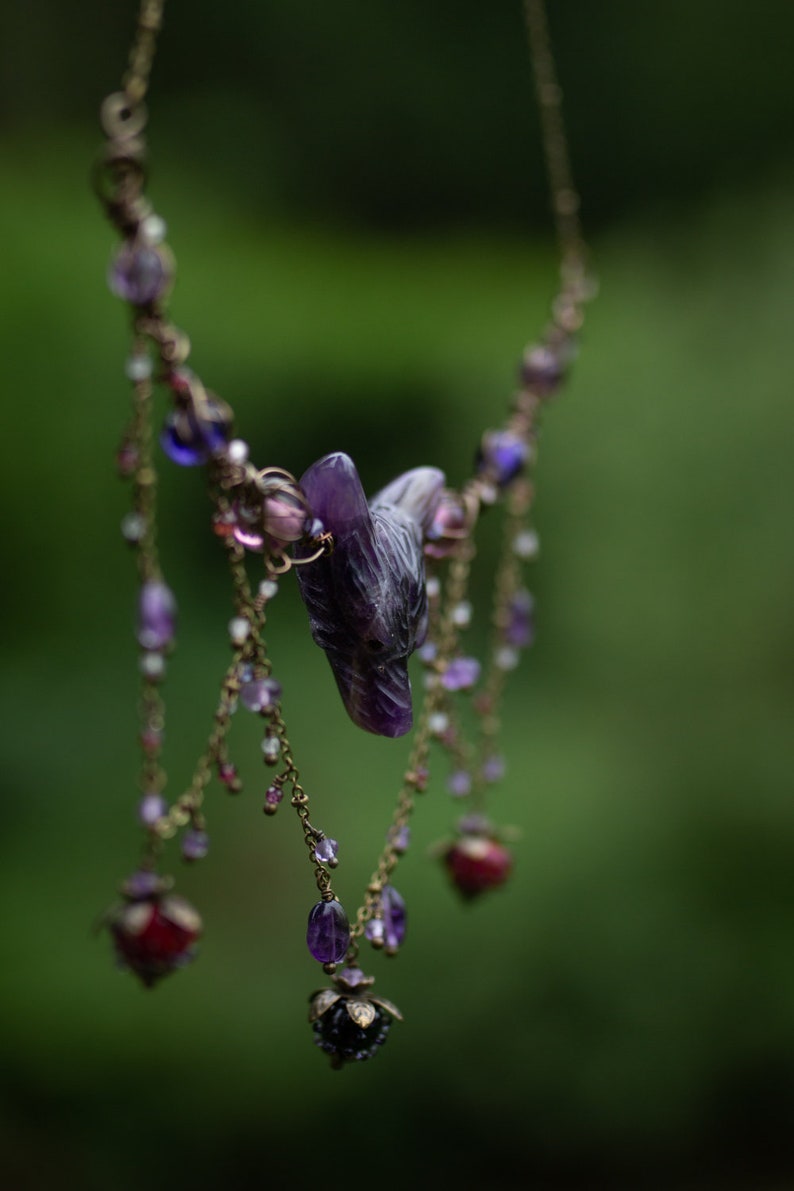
[477,429,530,488]
[441,656,481,692]
[239,677,282,713]
[447,770,473,798]
[381,884,406,951]
[109,243,171,306]
[138,580,177,651]
[505,589,535,648]
[314,837,339,865]
[181,829,209,861]
[307,899,350,964]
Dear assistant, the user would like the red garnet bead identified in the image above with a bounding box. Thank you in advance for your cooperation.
[109,883,203,988]
[444,835,513,899]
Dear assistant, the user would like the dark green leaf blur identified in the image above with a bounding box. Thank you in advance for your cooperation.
[1,1,793,1188]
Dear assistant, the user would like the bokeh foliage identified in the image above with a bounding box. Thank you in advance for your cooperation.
[1,2,793,1188]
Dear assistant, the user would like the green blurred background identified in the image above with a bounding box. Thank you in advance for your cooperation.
[2,1,793,1187]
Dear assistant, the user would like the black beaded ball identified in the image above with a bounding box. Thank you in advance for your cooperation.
[312,1001,392,1064]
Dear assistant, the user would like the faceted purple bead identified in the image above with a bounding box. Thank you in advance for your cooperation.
[387,825,411,853]
[482,754,506,783]
[264,784,283,806]
[239,677,282,712]
[138,580,177,651]
[447,770,473,797]
[109,243,170,306]
[381,885,406,951]
[306,899,350,964]
[122,870,163,900]
[314,837,339,864]
[161,399,231,466]
[477,430,530,488]
[337,966,367,988]
[441,656,481,692]
[505,589,535,648]
[181,829,209,861]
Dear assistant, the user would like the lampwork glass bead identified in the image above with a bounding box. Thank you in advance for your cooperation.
[306,899,350,964]
[444,835,513,899]
[109,891,202,987]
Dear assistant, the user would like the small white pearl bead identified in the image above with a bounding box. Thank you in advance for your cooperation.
[124,354,153,382]
[226,438,250,465]
[228,616,250,645]
[140,213,167,244]
[513,529,540,560]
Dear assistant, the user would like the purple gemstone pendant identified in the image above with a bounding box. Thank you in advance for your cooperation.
[306,898,350,964]
[295,453,444,737]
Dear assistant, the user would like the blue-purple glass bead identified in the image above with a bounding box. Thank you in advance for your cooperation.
[306,899,350,964]
[161,400,231,466]
[138,580,177,651]
[477,429,530,488]
[109,243,170,306]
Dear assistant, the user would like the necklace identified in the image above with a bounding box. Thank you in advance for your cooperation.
[95,0,593,1067]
